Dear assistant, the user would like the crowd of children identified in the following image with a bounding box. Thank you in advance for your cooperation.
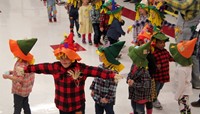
[2,0,200,114]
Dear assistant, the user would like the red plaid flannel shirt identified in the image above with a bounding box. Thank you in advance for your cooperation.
[152,48,174,83]
[24,61,115,112]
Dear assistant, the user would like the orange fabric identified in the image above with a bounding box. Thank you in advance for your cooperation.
[9,39,33,63]
[137,24,153,42]
[177,38,197,58]
[54,47,81,61]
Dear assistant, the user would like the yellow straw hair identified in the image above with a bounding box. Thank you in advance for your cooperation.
[97,51,124,73]
[148,10,162,27]
[95,0,102,10]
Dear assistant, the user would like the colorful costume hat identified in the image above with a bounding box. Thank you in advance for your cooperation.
[9,38,37,63]
[137,24,153,43]
[102,0,116,9]
[148,5,165,27]
[135,0,149,21]
[169,38,197,66]
[53,32,82,61]
[97,41,125,72]
[152,32,169,42]
[128,42,150,68]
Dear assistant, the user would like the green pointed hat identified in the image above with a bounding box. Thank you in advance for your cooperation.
[152,32,169,42]
[102,0,116,9]
[9,38,37,62]
[169,38,197,66]
[98,41,125,65]
[128,42,150,68]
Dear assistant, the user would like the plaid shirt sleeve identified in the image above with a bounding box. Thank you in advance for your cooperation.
[80,63,115,79]
[24,62,59,74]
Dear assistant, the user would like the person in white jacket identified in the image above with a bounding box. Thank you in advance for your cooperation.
[169,38,197,114]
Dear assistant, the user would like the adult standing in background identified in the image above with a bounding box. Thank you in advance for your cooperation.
[164,0,200,107]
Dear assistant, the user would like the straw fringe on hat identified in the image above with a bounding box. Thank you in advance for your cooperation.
[97,41,125,72]
[9,38,37,63]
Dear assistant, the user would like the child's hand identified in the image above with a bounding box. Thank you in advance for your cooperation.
[127,79,134,86]
[100,27,104,32]
[157,64,161,70]
[2,74,9,79]
[100,98,109,104]
[68,69,81,80]
[91,90,94,97]
[75,111,82,114]
[127,29,130,33]
[114,74,124,83]
[16,66,25,76]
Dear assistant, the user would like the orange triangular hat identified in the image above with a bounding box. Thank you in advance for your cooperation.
[177,38,197,58]
[137,24,153,42]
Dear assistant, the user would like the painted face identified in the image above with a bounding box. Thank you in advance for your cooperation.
[60,56,72,68]
[156,39,165,50]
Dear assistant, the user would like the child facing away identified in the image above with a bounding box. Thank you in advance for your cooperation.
[78,0,93,45]
[43,0,58,22]
[106,5,125,45]
[3,38,37,114]
[65,0,81,37]
[151,32,174,110]
[17,35,123,114]
[169,38,197,114]
[127,41,152,114]
[90,41,125,114]
[90,0,103,47]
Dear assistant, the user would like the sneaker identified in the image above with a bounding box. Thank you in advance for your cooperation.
[77,33,81,38]
[49,18,52,22]
[89,40,92,45]
[82,39,86,44]
[53,18,57,22]
[192,86,200,89]
[191,101,200,107]
[94,44,99,47]
[153,100,163,110]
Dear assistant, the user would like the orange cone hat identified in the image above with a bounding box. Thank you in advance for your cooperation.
[177,38,197,58]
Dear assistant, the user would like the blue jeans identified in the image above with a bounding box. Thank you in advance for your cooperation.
[47,5,56,19]
[13,94,31,114]
[95,103,114,114]
[155,81,164,100]
[131,100,145,114]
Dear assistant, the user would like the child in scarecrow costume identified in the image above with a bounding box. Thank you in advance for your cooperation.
[3,38,37,114]
[169,38,197,114]
[127,0,150,44]
[150,32,174,110]
[127,41,153,114]
[90,41,125,114]
[18,36,123,114]
[65,0,81,37]
[106,4,125,45]
[99,0,116,42]
[43,0,58,22]
[90,0,103,47]
[78,0,93,45]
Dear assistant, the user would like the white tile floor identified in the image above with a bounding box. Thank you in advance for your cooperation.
[0,0,199,114]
